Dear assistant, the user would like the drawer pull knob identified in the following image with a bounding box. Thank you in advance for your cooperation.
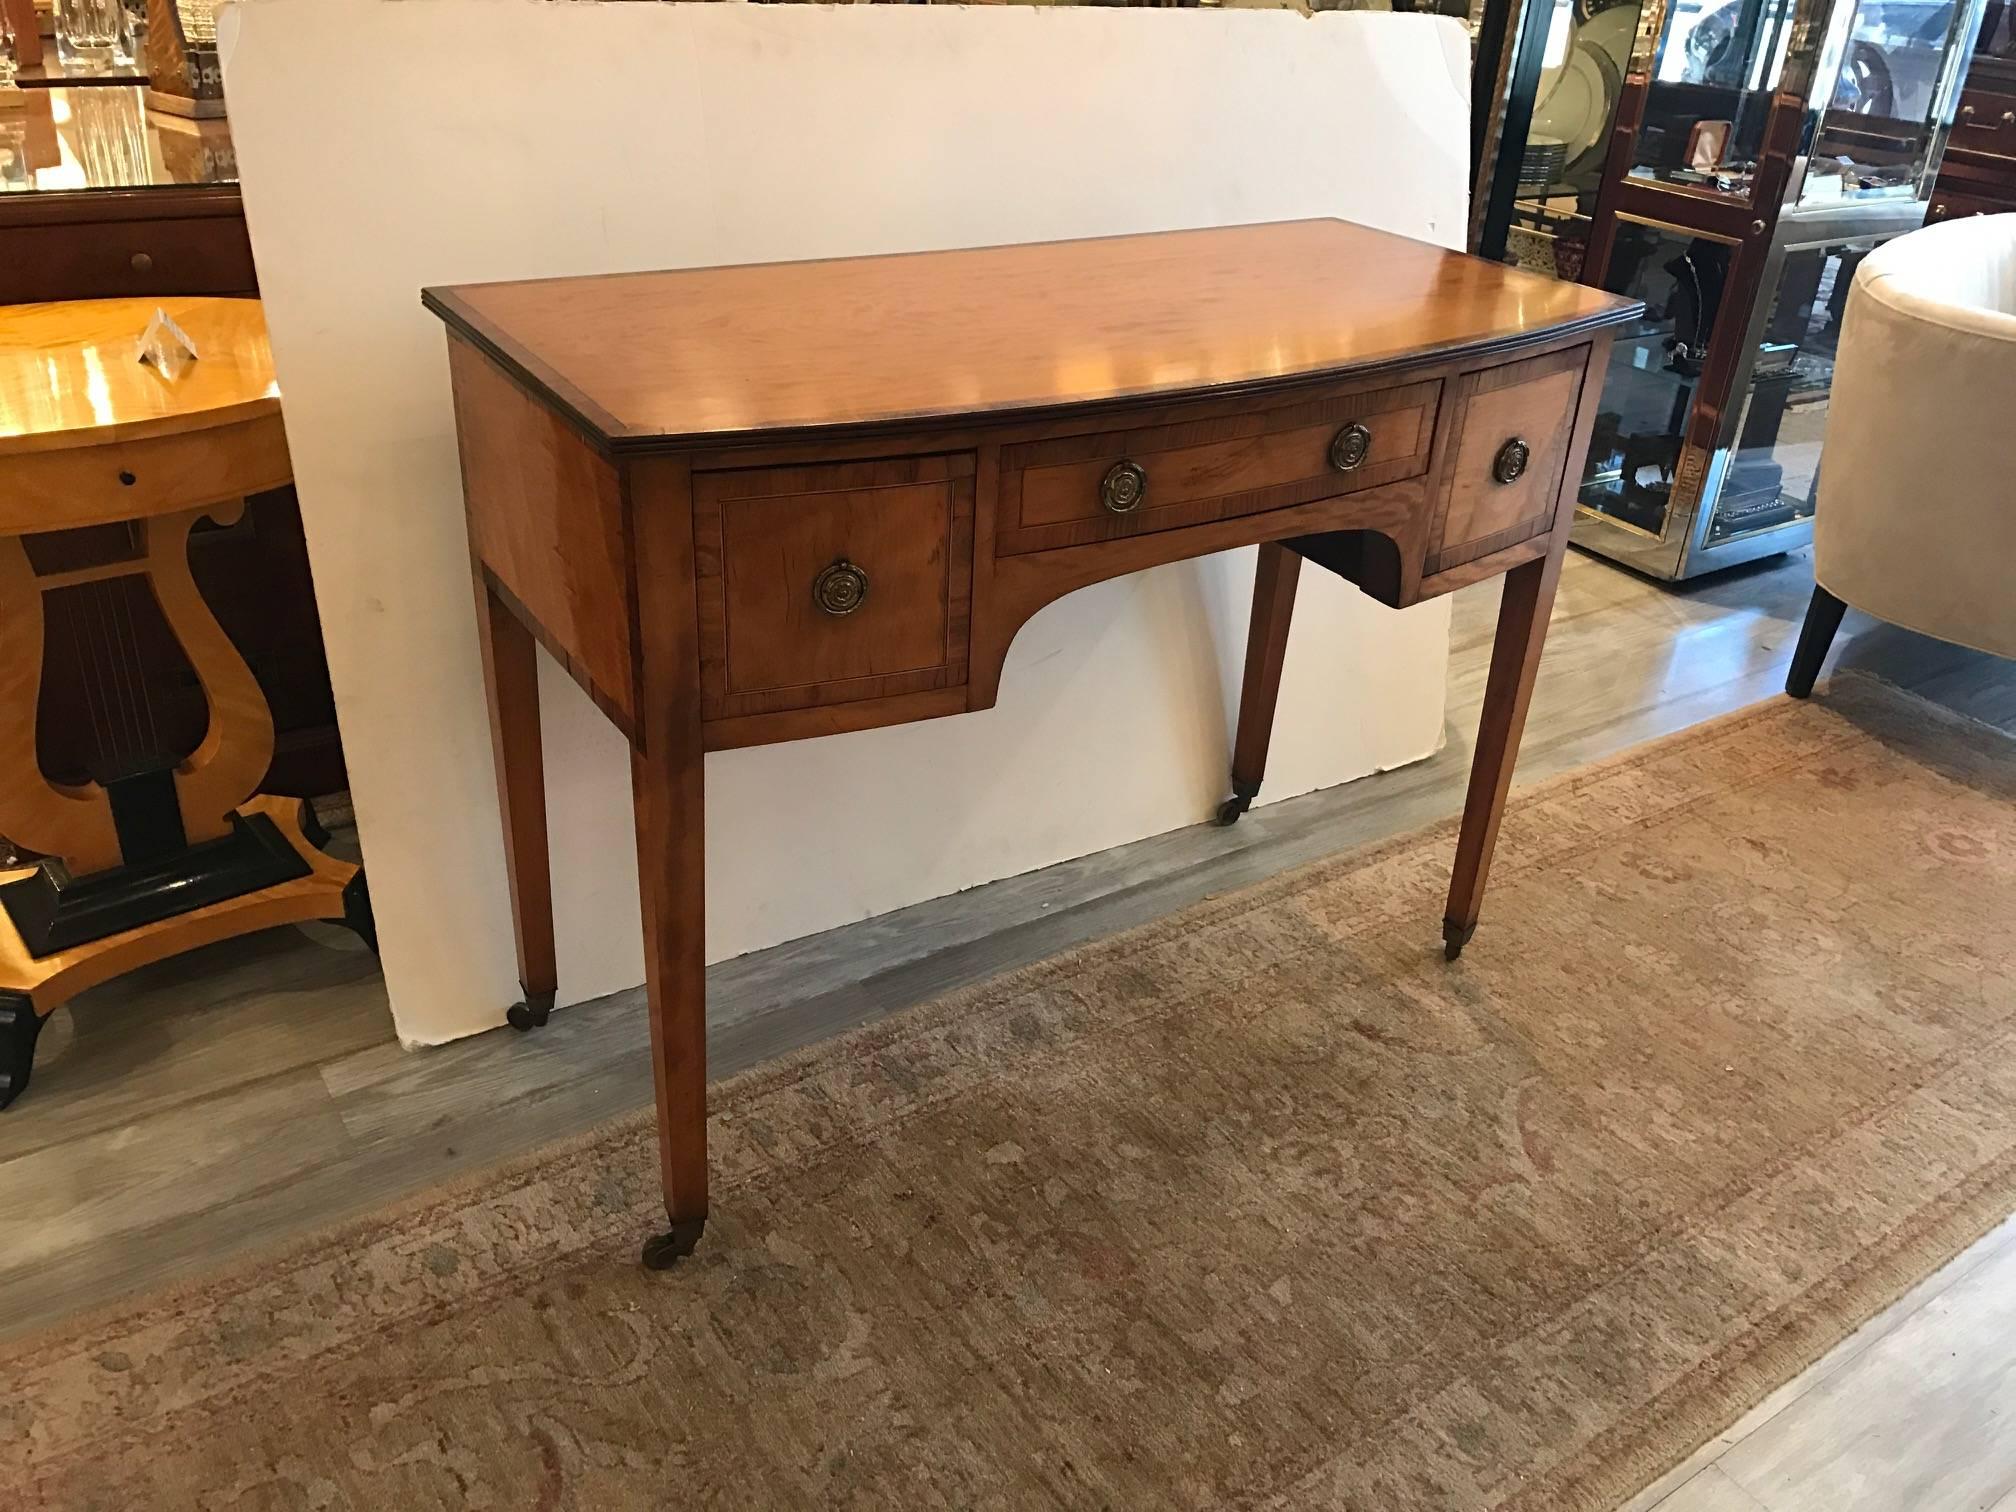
[2003,110,2015,126]
[1329,422,1373,472]
[812,560,869,617]
[1492,438,1531,486]
[1100,459,1148,514]
[130,252,154,273]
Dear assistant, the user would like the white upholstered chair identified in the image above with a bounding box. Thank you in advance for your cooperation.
[1787,213,2016,696]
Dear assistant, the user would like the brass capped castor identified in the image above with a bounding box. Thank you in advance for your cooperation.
[1214,780,1260,826]
[642,1217,707,1270]
[507,989,555,1031]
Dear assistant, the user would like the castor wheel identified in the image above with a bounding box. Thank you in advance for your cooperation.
[1442,920,1477,962]
[506,990,555,1032]
[641,1217,707,1270]
[1214,781,1259,827]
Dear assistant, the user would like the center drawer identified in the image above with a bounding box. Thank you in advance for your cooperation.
[996,377,1440,555]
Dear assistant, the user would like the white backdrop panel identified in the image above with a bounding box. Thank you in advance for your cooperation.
[219,0,1468,1043]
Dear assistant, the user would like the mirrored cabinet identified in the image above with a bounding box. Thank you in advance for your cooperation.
[1479,0,1987,578]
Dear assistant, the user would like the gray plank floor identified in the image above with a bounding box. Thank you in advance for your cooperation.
[4,546,2013,1511]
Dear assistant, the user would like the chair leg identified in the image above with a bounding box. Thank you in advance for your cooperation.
[1786,585,1847,699]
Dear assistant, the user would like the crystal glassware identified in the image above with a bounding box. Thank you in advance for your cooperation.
[57,0,134,69]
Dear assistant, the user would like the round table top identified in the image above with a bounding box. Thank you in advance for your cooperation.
[0,297,281,458]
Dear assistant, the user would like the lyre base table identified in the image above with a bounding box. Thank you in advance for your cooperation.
[0,297,374,1110]
[426,219,1638,1265]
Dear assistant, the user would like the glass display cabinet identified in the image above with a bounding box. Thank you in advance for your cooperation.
[1477,0,1652,282]
[1566,0,1987,578]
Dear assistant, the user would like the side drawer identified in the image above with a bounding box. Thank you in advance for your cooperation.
[692,454,974,720]
[1952,92,2016,160]
[997,378,1440,555]
[1424,345,1589,577]
[0,217,259,304]
[1929,187,2016,222]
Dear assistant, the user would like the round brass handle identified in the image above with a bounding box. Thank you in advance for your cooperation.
[1492,438,1531,486]
[130,251,154,273]
[812,559,869,617]
[2002,110,2015,126]
[1329,422,1372,472]
[1963,104,1976,119]
[1100,459,1148,514]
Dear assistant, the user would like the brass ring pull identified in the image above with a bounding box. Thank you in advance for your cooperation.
[812,559,869,617]
[1329,422,1372,472]
[1492,438,1531,486]
[1100,460,1147,514]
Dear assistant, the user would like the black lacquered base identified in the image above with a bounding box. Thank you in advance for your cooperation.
[338,869,378,954]
[1215,778,1261,827]
[1442,919,1478,962]
[0,812,311,959]
[641,1217,706,1270]
[0,993,44,1112]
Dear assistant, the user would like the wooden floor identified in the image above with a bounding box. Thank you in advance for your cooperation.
[4,545,2013,1509]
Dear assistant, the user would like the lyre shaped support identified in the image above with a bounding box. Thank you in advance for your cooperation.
[0,502,275,877]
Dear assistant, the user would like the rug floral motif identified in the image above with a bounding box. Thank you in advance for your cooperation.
[6,676,2014,1511]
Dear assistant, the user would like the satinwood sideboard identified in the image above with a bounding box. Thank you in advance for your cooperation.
[425,219,1640,1267]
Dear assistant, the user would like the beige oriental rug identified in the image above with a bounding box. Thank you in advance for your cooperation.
[9,675,2016,1511]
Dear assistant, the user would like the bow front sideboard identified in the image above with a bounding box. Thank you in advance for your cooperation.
[424,219,1638,1267]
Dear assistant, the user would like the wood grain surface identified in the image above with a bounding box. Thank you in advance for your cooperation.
[1426,344,1587,575]
[693,455,973,720]
[0,297,280,454]
[998,375,1439,555]
[423,220,1636,450]
[448,337,635,728]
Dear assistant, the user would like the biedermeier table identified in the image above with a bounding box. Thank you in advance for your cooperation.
[425,219,1639,1266]
[0,297,371,1110]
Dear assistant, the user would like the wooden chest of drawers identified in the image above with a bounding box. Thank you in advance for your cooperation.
[1930,59,2016,220]
[426,218,1639,1266]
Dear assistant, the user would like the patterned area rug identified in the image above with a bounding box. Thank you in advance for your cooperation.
[8,675,2016,1511]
